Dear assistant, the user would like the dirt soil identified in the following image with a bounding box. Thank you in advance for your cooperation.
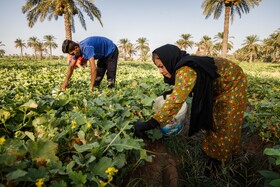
[123,139,179,187]
[123,124,276,187]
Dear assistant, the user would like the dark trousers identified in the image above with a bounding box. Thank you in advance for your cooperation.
[95,45,119,87]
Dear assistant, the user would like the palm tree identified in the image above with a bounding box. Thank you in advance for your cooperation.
[0,41,5,57]
[202,0,261,57]
[176,34,194,51]
[262,29,280,62]
[197,35,213,56]
[28,37,39,60]
[127,43,136,61]
[213,32,234,55]
[36,42,46,60]
[242,35,260,62]
[22,0,103,40]
[43,35,58,60]
[138,48,150,62]
[135,37,150,62]
[118,38,130,61]
[14,39,27,60]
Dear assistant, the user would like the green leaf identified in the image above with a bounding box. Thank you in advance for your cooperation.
[66,161,75,174]
[259,170,280,179]
[27,166,48,182]
[49,180,67,187]
[113,138,142,152]
[69,171,87,185]
[270,179,280,187]
[56,95,71,107]
[140,149,153,162]
[25,131,35,141]
[26,140,59,164]
[32,116,48,126]
[264,148,280,157]
[89,157,114,178]
[122,110,131,118]
[20,100,38,109]
[6,169,27,181]
[112,153,126,168]
[1,139,27,165]
[141,97,154,106]
[73,142,99,153]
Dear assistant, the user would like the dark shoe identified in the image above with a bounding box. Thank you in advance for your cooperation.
[94,81,101,87]
[108,83,115,88]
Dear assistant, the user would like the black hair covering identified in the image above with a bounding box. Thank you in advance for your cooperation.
[152,44,220,136]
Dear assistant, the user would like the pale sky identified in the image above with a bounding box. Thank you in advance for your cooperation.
[0,0,279,56]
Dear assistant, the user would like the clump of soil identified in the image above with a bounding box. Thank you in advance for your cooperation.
[124,139,180,187]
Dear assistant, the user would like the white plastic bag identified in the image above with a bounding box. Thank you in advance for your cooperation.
[153,95,188,136]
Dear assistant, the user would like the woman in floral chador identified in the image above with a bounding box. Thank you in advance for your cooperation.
[134,44,247,163]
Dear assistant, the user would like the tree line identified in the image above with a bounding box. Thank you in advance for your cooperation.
[0,27,278,62]
[1,0,278,62]
[19,0,261,58]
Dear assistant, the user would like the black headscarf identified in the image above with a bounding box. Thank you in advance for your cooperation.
[152,44,220,136]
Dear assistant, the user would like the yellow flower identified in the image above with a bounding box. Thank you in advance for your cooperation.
[99,180,108,187]
[35,178,44,187]
[105,167,118,175]
[71,120,77,129]
[87,123,92,128]
[0,137,6,145]
[48,134,55,137]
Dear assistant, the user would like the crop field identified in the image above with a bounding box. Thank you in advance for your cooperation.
[0,59,279,187]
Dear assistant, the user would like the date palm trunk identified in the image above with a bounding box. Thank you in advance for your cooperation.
[49,46,52,60]
[222,6,230,57]
[20,47,23,60]
[64,13,72,40]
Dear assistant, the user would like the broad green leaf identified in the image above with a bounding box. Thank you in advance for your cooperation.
[2,139,27,165]
[6,169,27,180]
[270,179,280,187]
[89,157,114,178]
[73,142,99,153]
[20,100,38,109]
[141,97,154,106]
[113,138,142,152]
[66,161,75,174]
[56,95,71,107]
[112,153,126,168]
[259,170,280,179]
[122,109,131,118]
[26,140,59,164]
[264,148,280,157]
[27,166,48,181]
[69,171,87,185]
[77,130,85,141]
[25,131,35,141]
[49,180,67,187]
[32,116,48,126]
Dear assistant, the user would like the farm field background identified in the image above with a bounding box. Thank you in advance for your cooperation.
[0,58,279,187]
